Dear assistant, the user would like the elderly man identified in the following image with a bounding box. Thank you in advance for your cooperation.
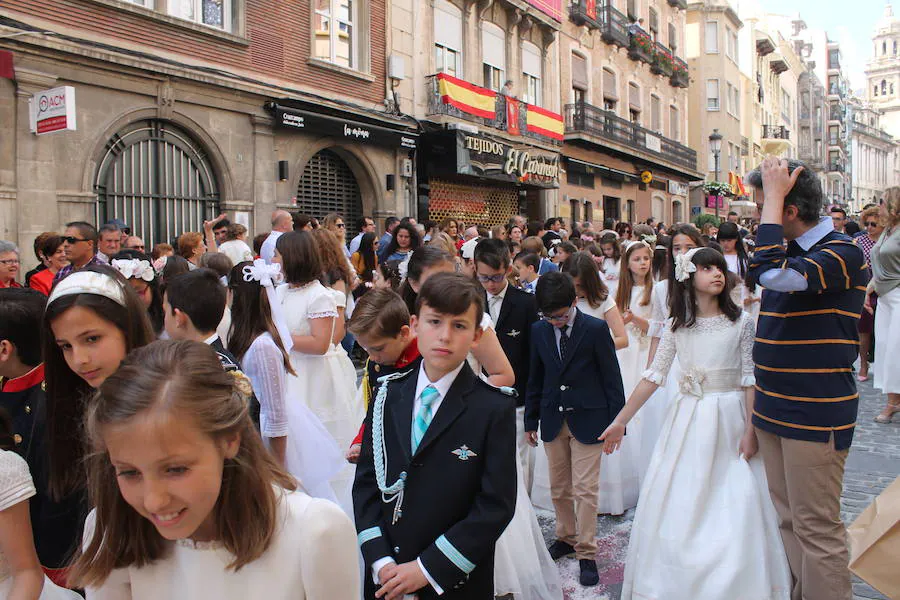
[261,210,293,264]
[96,224,121,263]
[124,235,146,253]
[0,241,21,288]
[56,221,104,282]
[747,157,867,600]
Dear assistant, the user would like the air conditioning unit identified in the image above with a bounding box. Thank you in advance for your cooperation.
[401,158,413,177]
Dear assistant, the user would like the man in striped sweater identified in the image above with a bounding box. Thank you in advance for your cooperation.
[747,157,868,600]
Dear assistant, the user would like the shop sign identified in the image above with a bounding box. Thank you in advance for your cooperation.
[668,180,689,196]
[457,132,560,188]
[30,86,76,135]
[273,105,417,150]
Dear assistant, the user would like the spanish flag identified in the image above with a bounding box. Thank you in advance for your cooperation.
[526,104,565,141]
[437,73,497,120]
[729,171,747,196]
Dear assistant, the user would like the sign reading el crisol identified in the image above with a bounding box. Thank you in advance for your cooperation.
[30,86,76,135]
[455,131,560,188]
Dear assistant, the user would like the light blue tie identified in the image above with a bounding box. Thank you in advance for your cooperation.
[412,385,440,453]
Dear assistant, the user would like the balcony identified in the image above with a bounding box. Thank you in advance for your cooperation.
[829,162,845,173]
[599,3,630,47]
[769,53,789,74]
[565,101,697,173]
[853,121,895,143]
[670,56,689,88]
[425,74,562,147]
[828,109,844,123]
[651,42,675,77]
[828,85,845,100]
[763,125,790,140]
[570,0,599,28]
[629,26,653,63]
[667,0,687,8]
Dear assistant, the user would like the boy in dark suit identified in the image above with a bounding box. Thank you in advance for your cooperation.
[473,238,539,493]
[354,272,517,600]
[524,271,625,587]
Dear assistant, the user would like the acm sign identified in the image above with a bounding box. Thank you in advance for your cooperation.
[29,86,77,135]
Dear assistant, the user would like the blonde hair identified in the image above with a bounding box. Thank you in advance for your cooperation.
[521,236,547,257]
[71,340,296,587]
[615,242,653,310]
[882,186,900,228]
[427,231,458,257]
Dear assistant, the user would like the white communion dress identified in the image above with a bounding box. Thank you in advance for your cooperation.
[621,313,791,600]
[0,450,81,600]
[278,280,363,512]
[467,315,563,600]
[85,488,361,599]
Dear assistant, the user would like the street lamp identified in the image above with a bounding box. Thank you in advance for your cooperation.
[709,128,723,220]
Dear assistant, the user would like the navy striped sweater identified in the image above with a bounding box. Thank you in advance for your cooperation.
[749,223,869,450]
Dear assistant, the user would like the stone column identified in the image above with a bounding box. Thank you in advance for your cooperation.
[14,67,59,270]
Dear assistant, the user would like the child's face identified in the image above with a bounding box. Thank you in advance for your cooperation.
[602,243,616,258]
[719,238,737,253]
[356,328,410,366]
[51,306,127,388]
[671,234,698,257]
[162,293,181,340]
[104,411,240,543]
[514,260,535,282]
[411,304,482,379]
[627,247,652,280]
[693,263,726,296]
[475,261,509,296]
[552,250,569,264]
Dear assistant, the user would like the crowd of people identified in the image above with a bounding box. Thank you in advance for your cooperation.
[0,157,897,600]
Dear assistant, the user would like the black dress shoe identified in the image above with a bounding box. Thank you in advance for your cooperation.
[547,540,576,560]
[579,559,599,586]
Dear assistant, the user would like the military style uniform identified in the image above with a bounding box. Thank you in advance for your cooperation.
[353,363,517,600]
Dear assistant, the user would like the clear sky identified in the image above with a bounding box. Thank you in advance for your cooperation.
[758,0,890,92]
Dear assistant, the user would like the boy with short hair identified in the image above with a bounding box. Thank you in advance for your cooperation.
[346,289,421,462]
[525,271,625,587]
[514,251,541,294]
[164,269,259,425]
[0,288,81,581]
[354,272,516,600]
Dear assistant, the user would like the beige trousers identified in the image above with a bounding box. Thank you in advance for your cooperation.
[543,421,603,560]
[757,429,852,600]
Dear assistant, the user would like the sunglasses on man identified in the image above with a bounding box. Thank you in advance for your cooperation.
[62,236,90,244]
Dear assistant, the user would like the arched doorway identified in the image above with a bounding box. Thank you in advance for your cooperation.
[95,120,220,245]
[297,149,363,242]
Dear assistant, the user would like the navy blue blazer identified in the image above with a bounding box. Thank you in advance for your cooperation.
[524,309,626,444]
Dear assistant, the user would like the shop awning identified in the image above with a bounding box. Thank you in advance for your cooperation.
[268,102,418,150]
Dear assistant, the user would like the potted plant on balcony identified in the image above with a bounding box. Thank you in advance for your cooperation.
[652,46,674,76]
[703,181,732,210]
[670,59,689,87]
[629,30,653,62]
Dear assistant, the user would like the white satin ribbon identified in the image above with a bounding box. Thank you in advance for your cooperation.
[242,259,293,353]
[674,247,703,282]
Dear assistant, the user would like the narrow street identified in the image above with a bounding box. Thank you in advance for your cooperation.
[536,377,900,600]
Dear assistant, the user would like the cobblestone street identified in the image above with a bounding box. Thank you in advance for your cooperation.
[536,376,900,600]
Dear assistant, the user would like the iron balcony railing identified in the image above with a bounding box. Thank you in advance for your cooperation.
[599,3,630,47]
[829,162,845,173]
[424,74,562,147]
[667,0,687,8]
[762,125,790,140]
[565,101,697,172]
[853,121,894,143]
[670,56,689,88]
[651,41,675,77]
[628,24,653,63]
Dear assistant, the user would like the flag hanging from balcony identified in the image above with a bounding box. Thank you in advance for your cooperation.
[586,0,597,19]
[0,51,14,81]
[526,105,564,141]
[728,171,747,196]
[506,97,521,136]
[436,73,497,120]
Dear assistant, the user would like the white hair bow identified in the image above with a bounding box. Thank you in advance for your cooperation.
[242,259,293,353]
[111,259,155,282]
[673,248,703,282]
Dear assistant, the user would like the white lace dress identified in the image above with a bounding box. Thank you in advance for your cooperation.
[0,450,81,600]
[467,315,562,600]
[601,259,620,297]
[277,281,362,512]
[621,314,791,600]
[242,332,345,502]
[642,278,679,478]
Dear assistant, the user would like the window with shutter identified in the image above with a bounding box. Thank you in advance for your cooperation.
[705,21,719,53]
[602,68,617,99]
[669,23,677,53]
[435,0,463,76]
[707,79,720,110]
[670,105,680,141]
[651,94,661,132]
[648,8,658,34]
[482,23,506,91]
[522,42,542,105]
[629,82,641,109]
[572,53,588,91]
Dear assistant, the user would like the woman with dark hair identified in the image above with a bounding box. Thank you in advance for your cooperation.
[652,235,670,283]
[616,221,633,241]
[381,221,420,262]
[275,231,360,508]
[716,222,759,317]
[28,234,69,295]
[350,232,379,291]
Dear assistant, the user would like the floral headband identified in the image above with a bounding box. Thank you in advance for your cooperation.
[673,248,703,282]
[111,258,155,282]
